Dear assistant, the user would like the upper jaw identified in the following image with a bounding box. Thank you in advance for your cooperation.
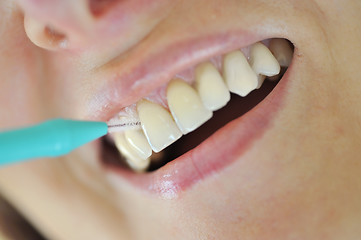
[85,28,286,122]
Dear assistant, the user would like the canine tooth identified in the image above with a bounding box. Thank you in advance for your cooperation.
[269,39,293,67]
[137,100,182,152]
[223,50,258,97]
[113,133,150,172]
[250,42,281,77]
[167,79,213,134]
[124,130,152,159]
[195,62,230,111]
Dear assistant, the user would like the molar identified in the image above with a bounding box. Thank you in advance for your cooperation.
[269,38,293,67]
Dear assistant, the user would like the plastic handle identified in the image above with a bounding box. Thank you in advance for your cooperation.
[0,119,108,165]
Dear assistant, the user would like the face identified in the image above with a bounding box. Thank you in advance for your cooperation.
[1,0,361,239]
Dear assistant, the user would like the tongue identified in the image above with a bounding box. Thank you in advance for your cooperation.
[148,80,278,170]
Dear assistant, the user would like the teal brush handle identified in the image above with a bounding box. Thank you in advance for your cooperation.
[0,119,108,166]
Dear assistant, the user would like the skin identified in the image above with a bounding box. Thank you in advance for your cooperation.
[0,0,361,239]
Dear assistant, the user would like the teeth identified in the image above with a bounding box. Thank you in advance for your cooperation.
[137,100,182,152]
[269,39,293,67]
[167,79,213,134]
[250,42,281,77]
[124,130,152,160]
[195,62,230,111]
[110,39,292,171]
[223,50,258,97]
[255,75,266,89]
[113,133,150,172]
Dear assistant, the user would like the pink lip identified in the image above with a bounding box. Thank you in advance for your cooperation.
[89,29,293,198]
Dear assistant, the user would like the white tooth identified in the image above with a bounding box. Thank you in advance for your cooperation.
[257,75,266,89]
[167,79,213,134]
[195,62,230,111]
[223,50,258,97]
[137,100,182,152]
[113,133,150,172]
[269,38,293,67]
[250,42,281,77]
[124,130,152,160]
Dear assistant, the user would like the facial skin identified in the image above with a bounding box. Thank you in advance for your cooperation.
[0,0,361,239]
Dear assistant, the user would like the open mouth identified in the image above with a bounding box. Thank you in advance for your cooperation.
[99,38,294,195]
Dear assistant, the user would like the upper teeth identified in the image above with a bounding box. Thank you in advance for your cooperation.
[124,129,152,160]
[269,38,293,67]
[223,50,259,97]
[109,41,289,171]
[113,131,151,172]
[137,99,182,153]
[250,42,281,77]
[195,62,231,111]
[167,79,213,134]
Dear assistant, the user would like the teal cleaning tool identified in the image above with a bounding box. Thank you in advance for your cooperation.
[0,119,108,166]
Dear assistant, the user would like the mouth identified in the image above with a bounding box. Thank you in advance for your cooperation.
[96,37,294,198]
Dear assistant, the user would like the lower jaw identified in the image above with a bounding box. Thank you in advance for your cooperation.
[100,57,292,199]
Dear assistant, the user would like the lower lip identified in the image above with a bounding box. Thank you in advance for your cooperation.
[103,62,293,199]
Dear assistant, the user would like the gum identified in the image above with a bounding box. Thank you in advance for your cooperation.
[106,43,264,126]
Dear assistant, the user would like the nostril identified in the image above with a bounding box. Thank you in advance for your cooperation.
[88,0,119,17]
[24,15,68,50]
[44,26,68,49]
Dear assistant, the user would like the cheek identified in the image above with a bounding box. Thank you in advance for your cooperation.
[0,12,46,127]
[175,137,349,239]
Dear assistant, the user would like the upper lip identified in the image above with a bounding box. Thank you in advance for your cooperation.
[86,27,282,122]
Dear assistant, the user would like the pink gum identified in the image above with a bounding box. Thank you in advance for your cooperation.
[107,40,270,124]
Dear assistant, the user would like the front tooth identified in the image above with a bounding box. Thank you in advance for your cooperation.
[113,133,150,172]
[137,100,182,152]
[223,50,258,97]
[195,62,230,111]
[124,130,152,160]
[250,42,281,77]
[269,38,293,67]
[167,79,213,134]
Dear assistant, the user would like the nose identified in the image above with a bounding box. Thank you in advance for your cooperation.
[19,0,94,50]
[18,0,174,67]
